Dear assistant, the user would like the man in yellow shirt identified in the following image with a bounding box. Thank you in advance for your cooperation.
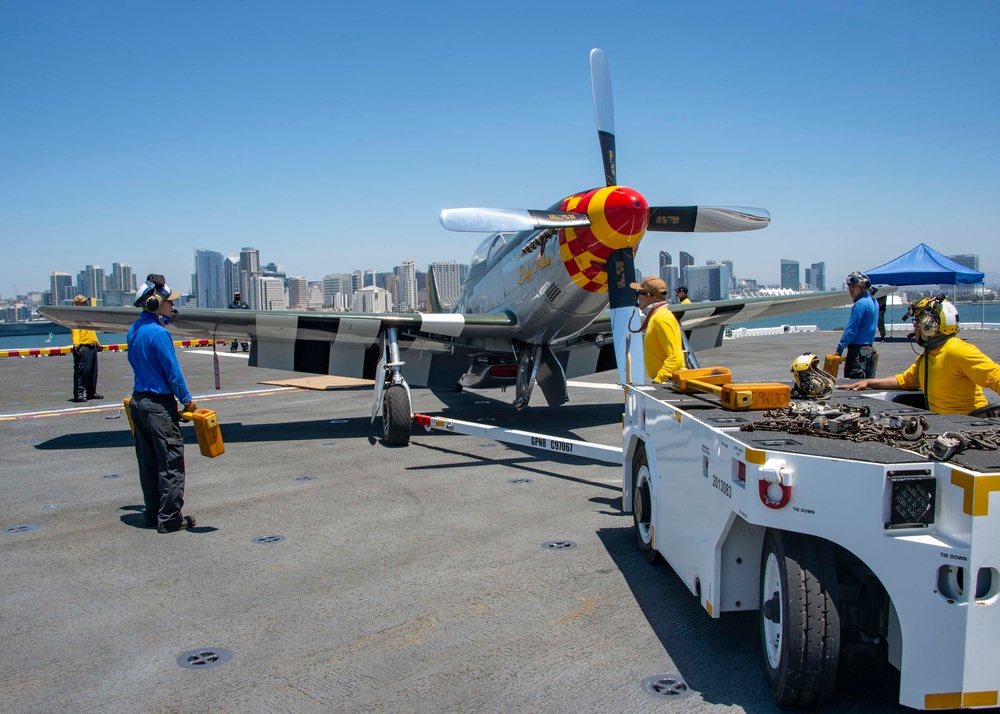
[631,277,685,383]
[675,285,692,305]
[70,295,103,403]
[838,296,1000,415]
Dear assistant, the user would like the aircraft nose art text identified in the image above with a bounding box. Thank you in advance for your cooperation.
[558,186,648,293]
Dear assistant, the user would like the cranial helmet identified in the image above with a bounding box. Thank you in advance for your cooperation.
[909,295,959,346]
[846,271,871,291]
[790,353,836,399]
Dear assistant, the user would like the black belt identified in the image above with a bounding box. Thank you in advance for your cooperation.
[78,343,98,349]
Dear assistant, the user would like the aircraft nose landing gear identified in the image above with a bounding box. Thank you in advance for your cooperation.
[374,327,413,446]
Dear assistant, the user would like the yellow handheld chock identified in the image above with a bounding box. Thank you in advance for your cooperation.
[670,367,790,411]
[124,396,224,457]
[123,396,136,436]
[823,354,842,377]
[180,409,225,458]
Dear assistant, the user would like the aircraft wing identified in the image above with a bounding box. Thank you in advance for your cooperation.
[38,306,518,388]
[560,289,870,353]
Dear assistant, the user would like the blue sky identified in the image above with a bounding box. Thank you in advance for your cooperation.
[2,0,998,297]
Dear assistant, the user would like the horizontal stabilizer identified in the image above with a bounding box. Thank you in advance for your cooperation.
[647,206,770,232]
[440,207,590,233]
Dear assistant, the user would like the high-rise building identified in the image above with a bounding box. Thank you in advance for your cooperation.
[397,260,418,311]
[49,272,73,306]
[946,254,979,300]
[287,276,308,309]
[383,273,399,306]
[678,252,694,289]
[78,265,107,302]
[239,247,260,307]
[780,259,800,291]
[353,286,393,313]
[194,249,227,309]
[256,276,286,310]
[225,254,241,301]
[721,260,736,292]
[307,281,325,309]
[362,269,378,288]
[323,274,352,310]
[806,262,826,292]
[428,261,463,309]
[685,264,731,301]
[110,263,136,293]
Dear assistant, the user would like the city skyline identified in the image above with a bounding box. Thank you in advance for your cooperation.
[2,3,998,303]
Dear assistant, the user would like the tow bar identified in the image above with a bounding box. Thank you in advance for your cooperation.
[412,414,623,465]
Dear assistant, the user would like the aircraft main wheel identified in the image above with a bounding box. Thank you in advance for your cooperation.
[382,385,411,446]
[759,529,840,706]
[631,445,660,564]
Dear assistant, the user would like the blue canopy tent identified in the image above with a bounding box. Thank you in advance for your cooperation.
[865,242,985,335]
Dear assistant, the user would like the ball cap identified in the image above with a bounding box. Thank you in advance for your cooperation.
[629,276,667,298]
[676,285,688,293]
[73,294,88,305]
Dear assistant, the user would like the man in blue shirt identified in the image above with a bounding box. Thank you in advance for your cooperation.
[127,275,197,533]
[836,271,879,379]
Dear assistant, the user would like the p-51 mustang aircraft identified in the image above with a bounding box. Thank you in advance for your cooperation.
[42,49,850,445]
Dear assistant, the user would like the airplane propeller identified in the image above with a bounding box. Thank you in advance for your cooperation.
[439,48,773,386]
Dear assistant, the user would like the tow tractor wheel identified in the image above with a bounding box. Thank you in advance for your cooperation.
[759,529,840,706]
[382,384,411,446]
[631,446,660,564]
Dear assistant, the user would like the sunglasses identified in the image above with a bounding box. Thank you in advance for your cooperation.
[635,290,648,296]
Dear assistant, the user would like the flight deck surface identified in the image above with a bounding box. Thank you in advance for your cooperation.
[3,331,999,713]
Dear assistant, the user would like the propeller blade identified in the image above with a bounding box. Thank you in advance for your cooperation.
[646,206,771,232]
[440,207,590,233]
[590,49,616,187]
[606,249,645,385]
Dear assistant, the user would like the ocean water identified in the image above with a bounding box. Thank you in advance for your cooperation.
[3,303,1000,352]
[0,332,128,352]
[729,302,1000,331]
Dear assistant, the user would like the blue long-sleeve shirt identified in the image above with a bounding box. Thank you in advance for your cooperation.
[127,311,193,404]
[837,292,878,354]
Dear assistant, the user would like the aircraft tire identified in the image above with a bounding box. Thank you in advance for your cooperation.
[382,385,411,446]
[631,444,660,564]
[759,529,840,706]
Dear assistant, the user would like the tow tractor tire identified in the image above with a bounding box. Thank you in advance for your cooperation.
[759,529,840,706]
[382,385,411,446]
[631,445,661,564]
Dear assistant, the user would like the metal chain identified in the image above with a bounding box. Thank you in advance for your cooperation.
[740,401,1000,461]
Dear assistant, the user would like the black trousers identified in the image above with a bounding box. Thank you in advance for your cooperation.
[844,344,877,379]
[129,392,187,528]
[73,344,99,398]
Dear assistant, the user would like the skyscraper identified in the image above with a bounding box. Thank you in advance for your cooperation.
[225,254,241,301]
[239,247,260,307]
[256,276,286,310]
[194,249,227,309]
[287,276,308,309]
[428,261,463,309]
[808,262,826,292]
[49,272,73,306]
[780,259,800,290]
[685,264,731,301]
[78,265,107,302]
[323,274,352,310]
[946,254,979,300]
[110,263,136,293]
[398,260,418,311]
[678,251,694,288]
